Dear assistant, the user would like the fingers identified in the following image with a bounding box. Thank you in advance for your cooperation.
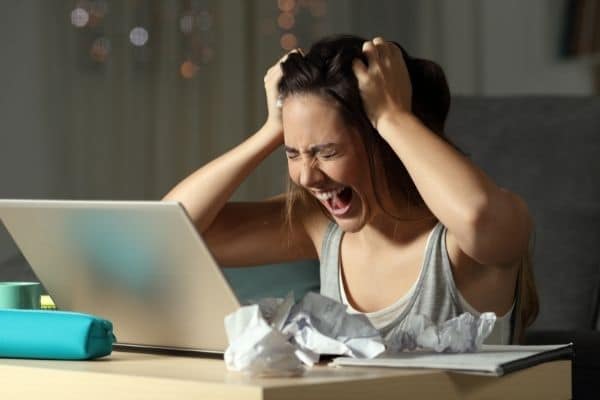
[372,36,390,60]
[352,58,368,82]
[362,36,394,66]
[354,36,398,84]
[264,47,304,83]
[355,37,384,82]
[361,40,379,65]
[280,47,304,64]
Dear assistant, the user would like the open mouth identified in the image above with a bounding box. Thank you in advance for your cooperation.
[314,186,353,217]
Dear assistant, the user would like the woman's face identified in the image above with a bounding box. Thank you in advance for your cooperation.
[282,94,380,232]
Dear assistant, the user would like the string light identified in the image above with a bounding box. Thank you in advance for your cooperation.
[276,0,329,50]
[89,0,108,19]
[278,0,296,13]
[90,37,111,63]
[129,27,149,47]
[278,0,300,50]
[280,33,298,50]
[69,3,217,75]
[85,0,108,28]
[180,60,199,79]
[277,12,295,30]
[70,8,89,28]
[179,5,216,78]
[180,14,194,34]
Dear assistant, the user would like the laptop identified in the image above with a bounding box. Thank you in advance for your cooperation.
[0,199,241,354]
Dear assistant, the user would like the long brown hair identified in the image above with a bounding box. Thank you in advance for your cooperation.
[278,34,539,340]
[513,231,540,343]
[278,34,452,227]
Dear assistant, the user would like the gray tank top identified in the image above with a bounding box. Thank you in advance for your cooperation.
[319,221,516,344]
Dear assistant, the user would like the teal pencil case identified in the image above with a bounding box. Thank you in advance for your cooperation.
[0,309,116,360]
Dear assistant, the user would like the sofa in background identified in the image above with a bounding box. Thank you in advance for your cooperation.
[1,96,598,396]
[446,96,600,398]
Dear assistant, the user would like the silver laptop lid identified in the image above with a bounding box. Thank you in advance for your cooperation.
[0,199,240,353]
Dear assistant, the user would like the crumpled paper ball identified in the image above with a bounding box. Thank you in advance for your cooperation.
[224,292,385,376]
[224,291,496,376]
[385,312,496,353]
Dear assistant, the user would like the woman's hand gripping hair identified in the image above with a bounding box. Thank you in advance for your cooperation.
[263,48,304,134]
[352,37,412,131]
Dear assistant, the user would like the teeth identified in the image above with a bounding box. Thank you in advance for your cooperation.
[314,187,344,201]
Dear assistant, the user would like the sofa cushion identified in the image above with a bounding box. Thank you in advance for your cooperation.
[445,96,600,331]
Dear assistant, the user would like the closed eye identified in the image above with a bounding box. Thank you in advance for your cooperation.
[285,150,299,160]
[319,152,337,159]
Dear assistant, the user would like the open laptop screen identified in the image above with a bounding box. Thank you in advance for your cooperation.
[0,199,240,353]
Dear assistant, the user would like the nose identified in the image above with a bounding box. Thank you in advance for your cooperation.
[299,157,324,188]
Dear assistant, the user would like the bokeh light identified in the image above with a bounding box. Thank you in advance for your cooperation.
[278,0,296,13]
[280,33,298,50]
[90,37,111,63]
[70,8,89,28]
[180,14,194,34]
[89,0,108,18]
[180,60,199,79]
[277,12,295,30]
[129,27,149,47]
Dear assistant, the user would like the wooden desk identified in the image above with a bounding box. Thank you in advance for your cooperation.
[0,351,570,399]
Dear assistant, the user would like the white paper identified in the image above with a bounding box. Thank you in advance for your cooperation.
[385,312,496,353]
[330,344,573,376]
[224,303,305,377]
[224,292,385,376]
[224,292,497,376]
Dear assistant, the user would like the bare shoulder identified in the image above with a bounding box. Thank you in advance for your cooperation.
[276,194,331,260]
[445,229,520,316]
[203,193,326,267]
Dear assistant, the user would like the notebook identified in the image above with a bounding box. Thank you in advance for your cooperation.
[330,344,573,376]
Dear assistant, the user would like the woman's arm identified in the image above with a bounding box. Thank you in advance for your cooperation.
[163,122,282,233]
[353,37,531,266]
[377,111,532,266]
[163,126,319,267]
[163,49,319,267]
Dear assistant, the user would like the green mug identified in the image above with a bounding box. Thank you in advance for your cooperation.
[0,282,42,309]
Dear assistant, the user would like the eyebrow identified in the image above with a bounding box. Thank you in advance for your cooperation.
[284,143,337,153]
